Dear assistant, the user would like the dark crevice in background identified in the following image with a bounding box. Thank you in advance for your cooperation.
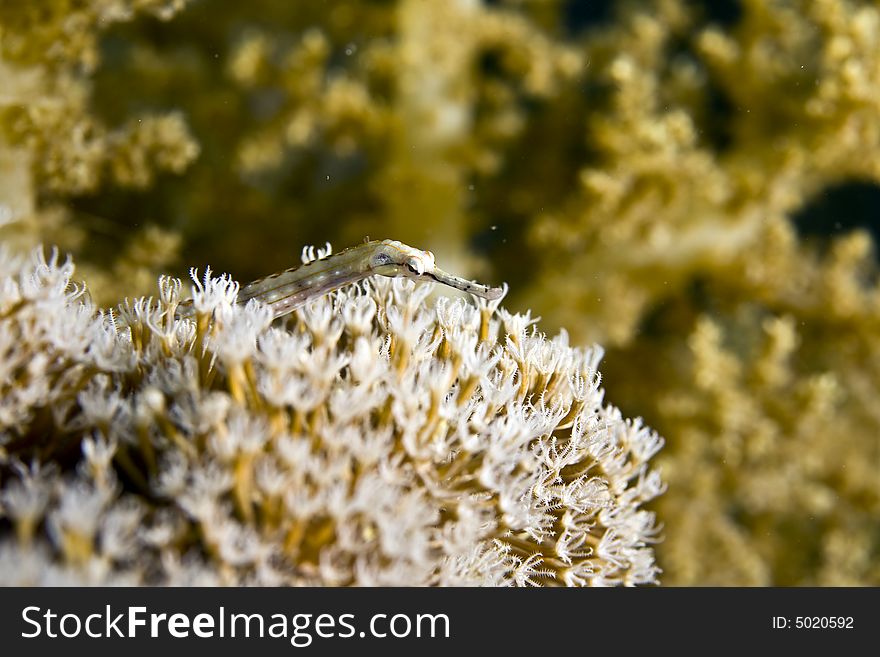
[700,76,735,152]
[665,33,737,153]
[688,0,743,27]
[477,48,505,80]
[792,180,880,249]
[563,0,615,35]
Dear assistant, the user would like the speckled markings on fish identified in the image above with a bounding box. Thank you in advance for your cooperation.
[180,239,504,319]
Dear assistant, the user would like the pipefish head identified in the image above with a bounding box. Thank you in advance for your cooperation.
[368,239,504,301]
[368,239,436,278]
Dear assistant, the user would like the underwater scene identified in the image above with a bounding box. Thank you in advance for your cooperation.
[0,0,877,586]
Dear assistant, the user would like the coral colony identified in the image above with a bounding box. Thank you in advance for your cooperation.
[0,247,664,585]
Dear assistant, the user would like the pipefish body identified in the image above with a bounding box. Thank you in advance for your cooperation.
[182,239,504,320]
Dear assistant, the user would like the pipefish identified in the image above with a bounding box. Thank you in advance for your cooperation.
[181,239,504,319]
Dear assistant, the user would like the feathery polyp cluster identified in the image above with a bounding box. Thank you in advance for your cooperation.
[0,246,664,585]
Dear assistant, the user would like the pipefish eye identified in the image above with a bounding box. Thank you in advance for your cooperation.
[405,258,424,275]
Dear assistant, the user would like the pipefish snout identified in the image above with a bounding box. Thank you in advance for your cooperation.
[180,239,505,319]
